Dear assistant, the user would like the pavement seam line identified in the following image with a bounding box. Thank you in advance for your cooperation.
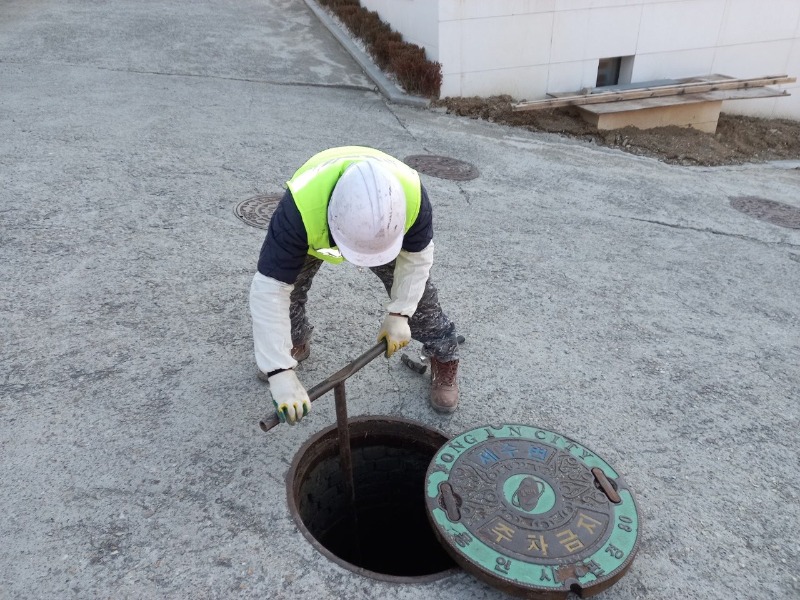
[456,183,472,205]
[619,215,800,247]
[0,59,377,93]
[385,104,421,145]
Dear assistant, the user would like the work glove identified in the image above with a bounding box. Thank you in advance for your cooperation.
[269,369,311,425]
[378,313,411,358]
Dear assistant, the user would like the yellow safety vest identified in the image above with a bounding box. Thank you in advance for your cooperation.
[286,146,421,263]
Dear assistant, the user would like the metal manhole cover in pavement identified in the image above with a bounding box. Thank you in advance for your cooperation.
[404,155,479,181]
[730,196,800,229]
[234,194,282,229]
[425,424,639,599]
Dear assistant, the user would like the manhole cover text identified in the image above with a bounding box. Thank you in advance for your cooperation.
[425,424,639,598]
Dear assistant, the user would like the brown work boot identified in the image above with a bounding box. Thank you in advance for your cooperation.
[430,358,459,413]
[257,343,310,382]
[291,342,310,363]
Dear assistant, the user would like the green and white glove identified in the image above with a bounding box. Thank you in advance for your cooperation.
[378,313,411,358]
[269,370,310,425]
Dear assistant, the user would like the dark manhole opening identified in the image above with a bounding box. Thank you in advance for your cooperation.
[404,154,479,181]
[234,193,282,229]
[288,417,458,582]
[730,196,800,229]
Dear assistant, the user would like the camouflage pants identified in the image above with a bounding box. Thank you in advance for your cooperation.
[289,256,459,362]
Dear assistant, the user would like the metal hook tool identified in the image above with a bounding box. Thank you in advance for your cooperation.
[259,339,388,558]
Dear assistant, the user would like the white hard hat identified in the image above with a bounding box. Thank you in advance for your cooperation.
[328,160,406,267]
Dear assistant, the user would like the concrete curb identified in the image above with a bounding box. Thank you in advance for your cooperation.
[303,0,430,108]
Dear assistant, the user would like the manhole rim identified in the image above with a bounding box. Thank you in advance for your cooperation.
[286,416,460,584]
[233,193,283,230]
[729,195,800,229]
[403,154,480,181]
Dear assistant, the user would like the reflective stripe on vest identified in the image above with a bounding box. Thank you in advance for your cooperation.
[287,146,421,264]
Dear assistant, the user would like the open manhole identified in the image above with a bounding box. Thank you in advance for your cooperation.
[730,196,800,229]
[287,418,640,596]
[404,154,479,181]
[287,417,458,582]
[233,193,282,229]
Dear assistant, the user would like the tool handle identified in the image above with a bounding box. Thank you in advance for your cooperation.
[259,340,387,432]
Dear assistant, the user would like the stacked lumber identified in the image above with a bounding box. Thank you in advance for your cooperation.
[511,75,795,112]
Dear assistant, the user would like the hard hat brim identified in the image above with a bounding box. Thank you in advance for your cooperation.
[337,235,403,267]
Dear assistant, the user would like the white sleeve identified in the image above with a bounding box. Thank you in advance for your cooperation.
[249,272,297,374]
[386,241,434,318]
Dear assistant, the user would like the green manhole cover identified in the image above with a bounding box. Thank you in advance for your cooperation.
[425,424,639,598]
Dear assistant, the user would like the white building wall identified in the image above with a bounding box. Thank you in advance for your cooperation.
[360,0,440,59]
[362,0,800,119]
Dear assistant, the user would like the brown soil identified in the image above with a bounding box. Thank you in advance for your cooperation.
[432,95,800,166]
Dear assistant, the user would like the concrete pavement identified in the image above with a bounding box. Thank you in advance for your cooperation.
[1,1,798,598]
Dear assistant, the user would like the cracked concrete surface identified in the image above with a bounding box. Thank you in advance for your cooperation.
[1,1,799,599]
[619,215,800,246]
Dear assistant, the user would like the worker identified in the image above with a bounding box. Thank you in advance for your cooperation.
[250,146,460,425]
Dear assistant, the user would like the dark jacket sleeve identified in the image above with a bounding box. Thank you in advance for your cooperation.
[402,184,433,252]
[256,189,309,285]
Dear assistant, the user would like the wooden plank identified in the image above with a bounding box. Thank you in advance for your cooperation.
[545,75,732,98]
[579,86,789,115]
[512,75,796,111]
[519,75,793,110]
[547,78,681,97]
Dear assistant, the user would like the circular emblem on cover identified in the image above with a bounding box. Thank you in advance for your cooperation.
[425,424,639,598]
[234,194,282,229]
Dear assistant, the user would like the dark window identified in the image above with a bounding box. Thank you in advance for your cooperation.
[596,57,622,87]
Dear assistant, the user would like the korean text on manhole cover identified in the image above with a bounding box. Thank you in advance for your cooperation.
[425,424,639,598]
[234,194,282,229]
[404,155,479,181]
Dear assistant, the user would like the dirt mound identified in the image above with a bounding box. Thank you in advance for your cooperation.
[432,95,800,166]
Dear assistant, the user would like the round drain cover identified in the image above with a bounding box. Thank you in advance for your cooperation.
[730,196,800,229]
[425,424,639,598]
[404,155,479,181]
[234,193,282,229]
